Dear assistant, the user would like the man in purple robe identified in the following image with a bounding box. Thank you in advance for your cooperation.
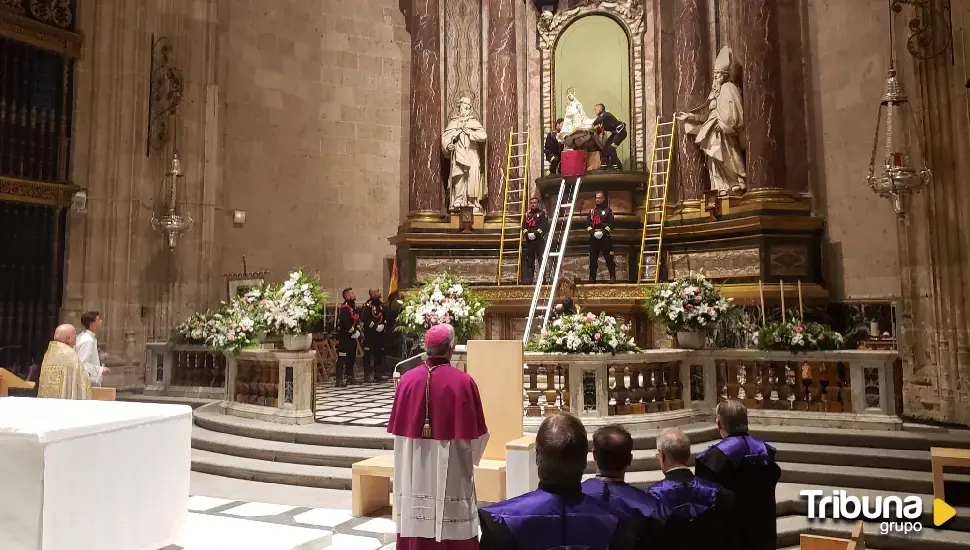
[581,425,665,543]
[647,428,733,550]
[479,413,641,550]
[695,400,780,550]
[387,324,489,550]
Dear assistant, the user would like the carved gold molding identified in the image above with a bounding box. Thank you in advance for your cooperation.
[0,7,81,56]
[537,0,646,171]
[0,176,79,208]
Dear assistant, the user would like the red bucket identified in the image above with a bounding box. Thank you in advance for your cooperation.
[561,150,587,177]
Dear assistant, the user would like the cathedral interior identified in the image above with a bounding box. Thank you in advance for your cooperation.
[3,0,970,548]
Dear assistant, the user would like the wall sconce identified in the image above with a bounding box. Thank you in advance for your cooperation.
[151,152,194,250]
[232,210,246,226]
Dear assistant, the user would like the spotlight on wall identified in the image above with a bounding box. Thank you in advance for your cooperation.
[71,190,88,214]
[231,210,247,226]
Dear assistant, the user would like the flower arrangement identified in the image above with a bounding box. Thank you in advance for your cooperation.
[172,311,213,346]
[396,274,486,344]
[260,270,327,335]
[204,302,261,352]
[645,272,733,334]
[527,312,640,354]
[755,314,844,353]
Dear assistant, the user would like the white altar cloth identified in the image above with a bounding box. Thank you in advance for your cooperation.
[0,397,192,550]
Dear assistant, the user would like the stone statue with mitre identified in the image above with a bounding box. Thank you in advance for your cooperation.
[442,93,488,213]
[676,46,747,196]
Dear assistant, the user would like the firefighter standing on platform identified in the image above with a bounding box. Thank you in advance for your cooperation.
[361,288,387,383]
[587,191,617,283]
[592,103,627,171]
[336,287,362,387]
[520,197,549,285]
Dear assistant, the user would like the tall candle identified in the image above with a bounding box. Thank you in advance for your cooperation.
[759,281,766,325]
[798,280,804,319]
[780,280,786,323]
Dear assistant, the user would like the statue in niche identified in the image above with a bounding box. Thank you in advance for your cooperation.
[557,88,605,154]
[442,93,488,213]
[675,46,747,196]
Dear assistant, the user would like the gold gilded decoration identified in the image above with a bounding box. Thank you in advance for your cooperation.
[768,244,809,277]
[0,9,81,56]
[28,0,71,28]
[0,176,79,207]
[1,0,24,14]
[668,248,760,279]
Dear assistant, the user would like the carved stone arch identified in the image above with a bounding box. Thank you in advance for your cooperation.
[537,0,646,171]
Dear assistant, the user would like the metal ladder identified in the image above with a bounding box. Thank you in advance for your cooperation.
[522,177,582,345]
[638,117,676,283]
[496,129,531,285]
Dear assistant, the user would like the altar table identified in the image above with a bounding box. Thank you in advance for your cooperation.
[0,397,192,550]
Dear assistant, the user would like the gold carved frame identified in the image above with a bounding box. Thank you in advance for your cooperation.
[537,0,646,171]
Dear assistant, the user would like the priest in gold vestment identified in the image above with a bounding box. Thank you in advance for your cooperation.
[37,324,93,400]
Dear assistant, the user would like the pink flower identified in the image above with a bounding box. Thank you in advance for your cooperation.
[686,304,694,310]
[772,322,778,327]
[541,330,548,336]
[795,326,803,333]
[586,312,596,322]
[774,337,782,343]
[594,333,601,340]
[228,335,235,341]
[819,334,825,340]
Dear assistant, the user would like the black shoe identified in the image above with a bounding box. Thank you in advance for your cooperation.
[335,379,346,388]
[609,277,617,284]
[587,279,597,284]
[364,375,374,384]
[346,378,358,385]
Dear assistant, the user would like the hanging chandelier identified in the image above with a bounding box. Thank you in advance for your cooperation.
[151,151,194,250]
[866,2,932,216]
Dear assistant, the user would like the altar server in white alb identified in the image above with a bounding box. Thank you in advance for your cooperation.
[76,310,109,387]
[387,323,489,550]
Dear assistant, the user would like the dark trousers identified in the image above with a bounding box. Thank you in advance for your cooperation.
[363,337,385,381]
[548,157,561,175]
[602,126,627,170]
[589,235,617,282]
[336,340,357,384]
[520,238,544,284]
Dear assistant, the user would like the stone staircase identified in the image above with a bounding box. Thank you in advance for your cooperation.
[187,403,970,549]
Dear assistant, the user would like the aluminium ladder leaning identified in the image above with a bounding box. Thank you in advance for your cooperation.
[521,176,582,345]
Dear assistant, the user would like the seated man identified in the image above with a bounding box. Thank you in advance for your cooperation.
[37,324,92,400]
[695,400,781,550]
[583,425,666,525]
[480,413,641,550]
[647,428,733,550]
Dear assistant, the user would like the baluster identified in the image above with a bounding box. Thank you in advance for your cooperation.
[839,362,853,413]
[726,361,740,399]
[793,361,808,411]
[558,365,570,413]
[808,362,823,411]
[543,365,559,416]
[615,366,630,415]
[741,362,758,409]
[629,365,645,414]
[607,366,617,416]
[759,362,771,409]
[526,364,542,417]
[642,366,656,413]
[824,362,842,412]
[669,363,684,410]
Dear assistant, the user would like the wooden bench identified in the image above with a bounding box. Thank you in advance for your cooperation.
[91,387,116,401]
[350,455,507,518]
[931,446,970,500]
[800,520,865,550]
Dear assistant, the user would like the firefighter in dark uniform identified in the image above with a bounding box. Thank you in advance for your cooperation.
[336,287,362,387]
[360,288,387,383]
[586,191,617,283]
[592,103,627,171]
[520,197,549,285]
[544,118,565,174]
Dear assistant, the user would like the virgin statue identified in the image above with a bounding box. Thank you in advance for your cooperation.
[557,87,596,141]
[675,47,747,196]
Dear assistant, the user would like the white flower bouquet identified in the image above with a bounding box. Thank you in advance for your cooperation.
[204,294,262,352]
[527,311,640,354]
[396,274,486,343]
[261,270,327,335]
[755,314,844,353]
[645,272,733,335]
[172,312,212,346]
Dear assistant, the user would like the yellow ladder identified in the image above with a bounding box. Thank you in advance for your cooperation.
[638,117,676,283]
[497,128,531,285]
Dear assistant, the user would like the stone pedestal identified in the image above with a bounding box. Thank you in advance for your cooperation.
[222,350,315,425]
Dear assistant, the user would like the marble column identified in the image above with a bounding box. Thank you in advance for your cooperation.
[740,0,786,190]
[485,0,518,216]
[673,0,710,202]
[407,0,444,219]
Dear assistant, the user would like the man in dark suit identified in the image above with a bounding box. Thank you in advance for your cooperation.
[592,104,627,171]
[545,118,565,175]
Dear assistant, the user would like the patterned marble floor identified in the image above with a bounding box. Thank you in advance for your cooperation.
[314,381,396,427]
[162,496,395,550]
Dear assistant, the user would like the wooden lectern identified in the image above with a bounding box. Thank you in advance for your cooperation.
[799,521,865,550]
[0,367,35,397]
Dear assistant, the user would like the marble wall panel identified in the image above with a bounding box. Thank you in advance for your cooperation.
[444,0,483,115]
[668,247,760,279]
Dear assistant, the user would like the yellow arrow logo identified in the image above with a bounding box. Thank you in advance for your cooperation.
[934,498,956,527]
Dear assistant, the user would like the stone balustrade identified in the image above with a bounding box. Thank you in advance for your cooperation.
[145,343,226,400]
[524,349,900,430]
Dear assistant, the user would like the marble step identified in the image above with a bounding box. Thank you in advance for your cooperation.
[749,424,970,452]
[191,448,353,490]
[193,403,393,450]
[116,391,215,409]
[192,425,391,468]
